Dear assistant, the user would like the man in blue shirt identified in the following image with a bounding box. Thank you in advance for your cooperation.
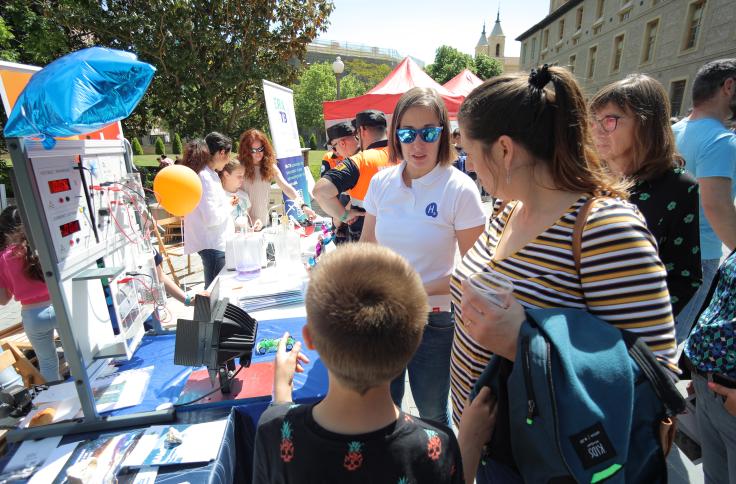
[673,59,736,342]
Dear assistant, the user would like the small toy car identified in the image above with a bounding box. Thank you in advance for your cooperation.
[256,336,295,355]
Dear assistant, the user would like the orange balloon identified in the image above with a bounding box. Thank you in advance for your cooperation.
[153,165,203,216]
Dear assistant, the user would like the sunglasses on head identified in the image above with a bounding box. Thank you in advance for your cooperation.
[249,146,265,153]
[396,126,443,144]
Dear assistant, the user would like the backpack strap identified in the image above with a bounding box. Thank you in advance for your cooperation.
[572,196,600,276]
[622,331,686,416]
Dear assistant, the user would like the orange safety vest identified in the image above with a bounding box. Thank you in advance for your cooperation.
[322,152,344,171]
[343,146,395,206]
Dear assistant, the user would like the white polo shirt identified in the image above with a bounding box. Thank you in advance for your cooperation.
[364,162,485,308]
[184,166,235,254]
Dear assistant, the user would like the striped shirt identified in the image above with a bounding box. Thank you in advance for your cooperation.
[449,196,677,426]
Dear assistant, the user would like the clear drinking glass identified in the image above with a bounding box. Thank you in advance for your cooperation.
[467,271,514,309]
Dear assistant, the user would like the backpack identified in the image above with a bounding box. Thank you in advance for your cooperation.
[471,308,686,483]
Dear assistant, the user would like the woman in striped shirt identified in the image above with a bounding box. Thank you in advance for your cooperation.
[452,65,678,481]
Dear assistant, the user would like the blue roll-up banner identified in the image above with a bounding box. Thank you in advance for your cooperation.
[262,80,311,220]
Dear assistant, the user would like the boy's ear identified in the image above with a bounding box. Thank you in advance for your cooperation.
[302,324,315,350]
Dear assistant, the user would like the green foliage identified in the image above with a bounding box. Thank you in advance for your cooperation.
[474,53,503,80]
[299,135,305,147]
[232,140,239,153]
[131,137,144,156]
[26,0,334,138]
[0,17,18,62]
[154,137,165,155]
[308,134,318,150]
[426,46,474,85]
[345,59,391,90]
[0,159,13,198]
[172,133,183,155]
[0,1,76,66]
[294,63,366,140]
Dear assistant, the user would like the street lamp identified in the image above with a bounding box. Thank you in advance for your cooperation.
[332,56,345,100]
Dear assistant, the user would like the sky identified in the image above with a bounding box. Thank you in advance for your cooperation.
[318,0,551,65]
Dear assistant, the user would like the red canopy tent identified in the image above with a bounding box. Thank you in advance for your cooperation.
[322,57,464,128]
[442,69,483,97]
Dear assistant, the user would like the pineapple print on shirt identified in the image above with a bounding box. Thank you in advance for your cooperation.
[280,421,294,462]
[425,429,442,461]
[344,441,364,471]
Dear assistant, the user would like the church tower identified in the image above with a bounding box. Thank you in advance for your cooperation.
[488,10,505,59]
[474,22,489,57]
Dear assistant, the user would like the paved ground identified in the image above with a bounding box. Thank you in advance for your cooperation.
[0,199,704,482]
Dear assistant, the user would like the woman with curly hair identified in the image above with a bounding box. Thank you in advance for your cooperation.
[239,129,316,229]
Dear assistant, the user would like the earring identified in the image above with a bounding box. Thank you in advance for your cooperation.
[506,171,512,185]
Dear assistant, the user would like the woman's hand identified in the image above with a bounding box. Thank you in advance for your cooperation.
[708,381,736,416]
[252,219,263,232]
[273,332,310,403]
[460,278,525,361]
[230,194,239,207]
[458,387,498,484]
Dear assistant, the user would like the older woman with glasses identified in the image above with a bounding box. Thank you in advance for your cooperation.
[360,87,486,426]
[239,129,317,230]
[590,74,702,322]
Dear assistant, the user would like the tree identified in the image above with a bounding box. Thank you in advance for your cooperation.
[0,17,18,62]
[45,0,334,138]
[293,63,366,140]
[154,137,165,155]
[299,135,305,147]
[232,140,239,153]
[474,53,503,80]
[426,46,474,85]
[345,59,391,90]
[131,137,144,155]
[172,133,183,155]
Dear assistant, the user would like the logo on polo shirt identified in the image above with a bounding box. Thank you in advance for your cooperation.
[425,202,438,218]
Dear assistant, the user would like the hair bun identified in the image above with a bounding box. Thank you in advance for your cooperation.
[529,64,552,89]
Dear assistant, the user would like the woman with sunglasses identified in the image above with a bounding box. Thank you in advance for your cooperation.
[361,87,486,426]
[238,129,317,230]
[451,66,678,482]
[590,74,701,324]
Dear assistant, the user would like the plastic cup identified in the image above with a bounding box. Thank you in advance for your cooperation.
[467,271,514,309]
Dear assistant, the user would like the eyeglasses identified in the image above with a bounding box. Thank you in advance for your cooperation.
[396,126,443,144]
[249,146,265,153]
[590,114,624,133]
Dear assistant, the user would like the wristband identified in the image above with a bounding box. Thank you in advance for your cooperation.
[339,209,350,222]
[184,293,193,306]
[301,203,308,210]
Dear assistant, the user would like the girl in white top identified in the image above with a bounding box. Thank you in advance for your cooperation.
[238,129,317,229]
[362,87,485,425]
[182,133,237,288]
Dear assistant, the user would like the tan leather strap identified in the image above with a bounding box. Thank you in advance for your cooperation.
[572,197,600,274]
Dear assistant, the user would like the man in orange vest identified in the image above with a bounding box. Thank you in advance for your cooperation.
[314,110,396,241]
[321,121,358,176]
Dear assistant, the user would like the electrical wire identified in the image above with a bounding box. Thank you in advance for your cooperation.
[174,365,245,407]
[106,191,137,244]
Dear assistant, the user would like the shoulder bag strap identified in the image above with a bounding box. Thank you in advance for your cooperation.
[572,197,599,276]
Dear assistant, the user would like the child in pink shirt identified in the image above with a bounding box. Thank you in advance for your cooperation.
[0,206,59,382]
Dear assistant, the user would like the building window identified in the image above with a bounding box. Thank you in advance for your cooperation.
[569,54,576,74]
[531,37,537,59]
[576,7,584,30]
[642,19,659,63]
[611,34,624,72]
[596,0,605,18]
[588,46,597,78]
[559,19,565,40]
[543,28,550,49]
[593,24,603,35]
[619,8,631,21]
[683,0,705,50]
[496,44,500,57]
[521,43,527,64]
[670,80,687,116]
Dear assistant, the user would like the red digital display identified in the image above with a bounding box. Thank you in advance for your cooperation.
[48,178,71,193]
[59,220,81,238]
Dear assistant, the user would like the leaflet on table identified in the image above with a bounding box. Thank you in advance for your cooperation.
[22,366,153,426]
[123,419,228,467]
[59,429,144,483]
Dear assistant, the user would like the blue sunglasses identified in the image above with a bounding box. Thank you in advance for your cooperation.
[396,126,443,144]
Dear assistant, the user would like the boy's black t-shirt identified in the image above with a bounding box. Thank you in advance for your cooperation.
[253,402,464,483]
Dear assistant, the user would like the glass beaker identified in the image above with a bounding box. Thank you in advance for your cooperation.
[234,232,264,280]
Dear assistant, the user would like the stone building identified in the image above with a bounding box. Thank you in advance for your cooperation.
[475,11,521,73]
[516,0,736,116]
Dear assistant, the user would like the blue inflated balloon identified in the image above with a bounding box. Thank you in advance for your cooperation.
[3,47,156,149]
